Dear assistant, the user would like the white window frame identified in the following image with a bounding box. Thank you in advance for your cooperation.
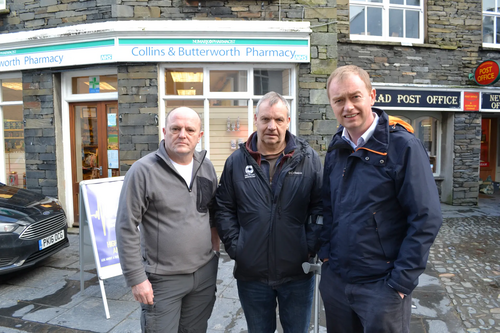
[483,0,500,47]
[0,72,23,185]
[389,111,442,176]
[349,0,424,44]
[159,64,298,160]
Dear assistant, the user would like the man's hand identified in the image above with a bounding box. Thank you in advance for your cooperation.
[398,291,405,299]
[211,227,220,252]
[132,279,154,305]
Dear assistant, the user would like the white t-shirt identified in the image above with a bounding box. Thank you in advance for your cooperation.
[170,159,194,187]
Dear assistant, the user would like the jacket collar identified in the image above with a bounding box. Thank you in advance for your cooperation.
[328,107,389,154]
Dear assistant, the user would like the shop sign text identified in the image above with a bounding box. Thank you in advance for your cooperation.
[374,89,461,109]
[481,93,500,109]
[473,60,500,86]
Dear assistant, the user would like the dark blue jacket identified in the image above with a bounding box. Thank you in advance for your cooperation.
[216,131,323,286]
[319,108,442,295]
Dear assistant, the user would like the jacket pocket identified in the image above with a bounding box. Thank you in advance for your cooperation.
[196,176,214,214]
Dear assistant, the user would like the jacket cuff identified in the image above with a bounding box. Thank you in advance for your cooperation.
[386,277,412,296]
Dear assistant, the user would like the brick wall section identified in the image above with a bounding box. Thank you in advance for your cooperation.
[117,64,160,174]
[453,112,481,205]
[22,70,58,197]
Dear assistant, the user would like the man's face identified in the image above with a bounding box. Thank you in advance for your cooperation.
[162,109,203,164]
[328,73,376,139]
[254,100,291,152]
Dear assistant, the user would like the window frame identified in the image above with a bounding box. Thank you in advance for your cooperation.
[159,64,298,159]
[483,0,500,47]
[349,0,424,44]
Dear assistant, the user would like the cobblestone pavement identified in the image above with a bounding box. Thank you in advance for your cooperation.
[0,196,498,332]
[429,215,500,333]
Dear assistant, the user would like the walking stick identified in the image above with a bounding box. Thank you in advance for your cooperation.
[302,257,322,333]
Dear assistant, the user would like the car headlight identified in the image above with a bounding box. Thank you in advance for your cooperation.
[0,222,18,233]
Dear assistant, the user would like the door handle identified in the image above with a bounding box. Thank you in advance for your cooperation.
[97,166,102,176]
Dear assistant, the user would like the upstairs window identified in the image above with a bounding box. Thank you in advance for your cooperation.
[350,0,424,44]
[483,0,500,46]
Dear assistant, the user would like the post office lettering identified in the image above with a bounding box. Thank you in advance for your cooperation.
[426,95,458,105]
[397,94,421,104]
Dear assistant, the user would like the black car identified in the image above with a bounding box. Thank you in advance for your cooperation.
[0,183,69,274]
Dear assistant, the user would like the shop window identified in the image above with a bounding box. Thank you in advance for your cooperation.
[162,65,296,177]
[392,113,440,174]
[1,78,22,101]
[254,69,291,96]
[208,100,249,175]
[483,0,500,46]
[71,75,117,94]
[1,78,25,188]
[209,70,247,93]
[165,68,203,96]
[350,0,423,43]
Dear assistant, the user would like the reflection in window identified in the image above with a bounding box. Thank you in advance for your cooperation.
[208,100,249,175]
[483,0,500,44]
[416,116,438,173]
[350,0,422,42]
[72,75,117,94]
[165,68,203,96]
[254,69,291,95]
[1,78,22,101]
[210,70,247,92]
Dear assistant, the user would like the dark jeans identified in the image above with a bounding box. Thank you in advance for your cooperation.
[319,262,412,333]
[237,276,314,333]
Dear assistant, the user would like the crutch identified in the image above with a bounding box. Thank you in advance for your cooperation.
[302,257,322,333]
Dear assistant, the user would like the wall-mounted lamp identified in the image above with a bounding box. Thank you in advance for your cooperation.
[119,114,123,123]
[198,2,201,10]
[154,114,158,126]
[50,117,53,125]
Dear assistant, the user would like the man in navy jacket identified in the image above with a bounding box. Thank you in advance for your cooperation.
[216,91,323,333]
[319,65,442,332]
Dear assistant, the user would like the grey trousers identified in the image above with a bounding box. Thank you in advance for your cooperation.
[141,254,219,333]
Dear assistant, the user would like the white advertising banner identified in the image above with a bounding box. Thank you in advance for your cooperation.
[0,37,309,72]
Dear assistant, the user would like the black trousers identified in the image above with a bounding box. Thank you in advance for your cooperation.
[319,262,412,333]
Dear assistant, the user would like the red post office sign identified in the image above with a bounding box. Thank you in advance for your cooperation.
[473,60,500,86]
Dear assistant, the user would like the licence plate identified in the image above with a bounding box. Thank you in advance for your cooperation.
[38,230,65,250]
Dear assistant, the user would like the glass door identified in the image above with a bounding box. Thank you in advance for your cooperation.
[70,101,119,224]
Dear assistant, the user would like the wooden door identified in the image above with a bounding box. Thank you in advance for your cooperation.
[70,102,119,224]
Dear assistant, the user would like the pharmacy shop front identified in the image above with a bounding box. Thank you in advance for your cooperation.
[0,20,311,226]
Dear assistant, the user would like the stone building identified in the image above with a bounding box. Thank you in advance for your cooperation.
[0,0,335,226]
[312,0,499,206]
[0,0,498,232]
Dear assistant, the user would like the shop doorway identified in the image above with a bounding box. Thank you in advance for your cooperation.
[70,102,119,224]
[480,118,497,182]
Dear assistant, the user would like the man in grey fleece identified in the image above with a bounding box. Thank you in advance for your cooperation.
[116,107,220,333]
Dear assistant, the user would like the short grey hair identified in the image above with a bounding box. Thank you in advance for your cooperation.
[255,91,290,117]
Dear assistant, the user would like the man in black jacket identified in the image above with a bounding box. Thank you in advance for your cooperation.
[215,91,323,333]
